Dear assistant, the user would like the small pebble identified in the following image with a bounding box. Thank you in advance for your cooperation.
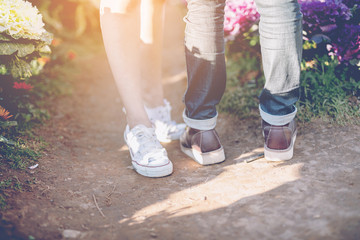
[62,229,82,239]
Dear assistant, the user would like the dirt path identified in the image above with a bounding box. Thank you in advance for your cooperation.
[2,2,360,240]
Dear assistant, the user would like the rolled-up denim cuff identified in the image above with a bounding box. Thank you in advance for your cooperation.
[183,110,217,130]
[259,105,297,126]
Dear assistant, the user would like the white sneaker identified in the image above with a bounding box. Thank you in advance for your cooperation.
[124,125,173,177]
[145,99,186,143]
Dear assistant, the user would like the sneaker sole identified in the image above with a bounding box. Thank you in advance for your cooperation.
[180,144,225,165]
[264,131,297,161]
[132,161,173,178]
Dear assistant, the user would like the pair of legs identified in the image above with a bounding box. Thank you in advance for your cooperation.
[184,0,302,127]
[181,0,302,162]
[100,0,166,128]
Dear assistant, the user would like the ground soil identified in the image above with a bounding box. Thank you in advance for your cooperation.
[1,2,360,240]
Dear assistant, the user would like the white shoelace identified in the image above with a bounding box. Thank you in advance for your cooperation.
[126,126,166,164]
[145,99,172,124]
[145,100,184,133]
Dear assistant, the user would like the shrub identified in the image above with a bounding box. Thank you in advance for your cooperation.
[221,0,360,123]
[300,0,360,65]
[0,0,52,130]
[298,56,360,123]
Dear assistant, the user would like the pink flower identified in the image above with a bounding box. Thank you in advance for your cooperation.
[224,0,260,40]
[13,82,34,90]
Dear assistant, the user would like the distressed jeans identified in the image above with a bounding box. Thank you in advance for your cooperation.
[183,0,303,129]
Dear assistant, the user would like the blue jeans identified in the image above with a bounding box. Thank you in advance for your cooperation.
[183,0,303,129]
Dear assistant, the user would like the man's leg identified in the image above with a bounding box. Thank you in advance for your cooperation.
[180,0,227,165]
[254,0,303,160]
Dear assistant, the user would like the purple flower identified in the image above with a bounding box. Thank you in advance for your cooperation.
[300,0,359,62]
[300,0,352,35]
[331,24,360,61]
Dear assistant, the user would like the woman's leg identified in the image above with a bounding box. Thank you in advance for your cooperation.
[139,0,186,143]
[100,0,172,178]
[140,0,166,108]
[100,0,152,128]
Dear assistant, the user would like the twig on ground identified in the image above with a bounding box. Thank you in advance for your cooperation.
[93,194,106,218]
[41,185,50,195]
[105,185,116,206]
[233,152,265,163]
[244,153,265,163]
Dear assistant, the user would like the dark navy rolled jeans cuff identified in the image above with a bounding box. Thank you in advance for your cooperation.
[183,110,217,130]
[259,105,297,126]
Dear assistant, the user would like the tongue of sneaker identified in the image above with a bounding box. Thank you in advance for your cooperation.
[145,99,172,123]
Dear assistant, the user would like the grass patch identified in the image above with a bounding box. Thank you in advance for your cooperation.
[0,175,37,210]
[0,138,43,209]
[220,52,360,125]
[0,141,42,170]
[297,56,360,124]
[219,52,265,118]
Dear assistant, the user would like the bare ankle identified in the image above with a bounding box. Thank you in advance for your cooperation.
[144,98,164,108]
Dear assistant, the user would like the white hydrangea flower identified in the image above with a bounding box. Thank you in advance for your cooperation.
[0,0,46,40]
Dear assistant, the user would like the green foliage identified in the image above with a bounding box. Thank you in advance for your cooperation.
[0,42,35,58]
[0,0,53,79]
[0,137,42,209]
[0,141,41,170]
[221,52,360,124]
[0,126,46,208]
[0,175,37,209]
[0,42,52,79]
[297,56,360,124]
[219,52,264,118]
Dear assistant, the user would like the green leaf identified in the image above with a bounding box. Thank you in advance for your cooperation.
[36,44,51,55]
[39,31,53,45]
[9,57,32,79]
[0,64,7,75]
[0,42,35,58]
[0,33,12,41]
[0,135,16,145]
[0,121,18,128]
